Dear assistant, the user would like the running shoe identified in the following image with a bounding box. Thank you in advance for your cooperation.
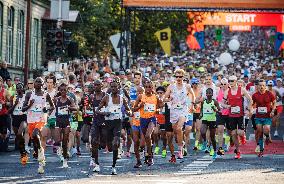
[240,135,246,145]
[258,151,264,157]
[217,147,225,156]
[177,150,183,159]
[144,155,149,164]
[274,130,279,137]
[70,147,77,157]
[265,136,272,145]
[234,152,241,159]
[20,153,29,165]
[255,145,260,153]
[212,152,217,159]
[154,146,160,155]
[201,142,207,151]
[46,139,54,147]
[53,146,57,154]
[197,144,203,151]
[183,145,188,157]
[194,140,199,149]
[125,151,131,158]
[38,163,45,174]
[63,159,68,168]
[205,146,210,154]
[76,147,81,155]
[134,161,142,168]
[209,148,214,156]
[90,159,96,167]
[111,167,117,175]
[169,155,176,163]
[161,150,167,158]
[33,151,38,160]
[224,144,230,152]
[25,146,31,154]
[93,164,100,172]
[148,157,154,166]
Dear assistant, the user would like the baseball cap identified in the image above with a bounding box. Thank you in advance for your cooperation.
[75,88,82,93]
[229,75,237,81]
[276,78,282,82]
[267,80,274,86]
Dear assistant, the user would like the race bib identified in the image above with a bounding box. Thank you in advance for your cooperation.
[250,86,255,93]
[144,103,155,112]
[71,121,78,130]
[31,104,43,112]
[134,112,140,119]
[173,102,183,110]
[58,106,68,115]
[188,113,193,121]
[0,104,2,110]
[161,107,166,114]
[258,107,267,114]
[204,107,214,114]
[231,106,240,114]
[13,105,23,115]
[86,109,93,115]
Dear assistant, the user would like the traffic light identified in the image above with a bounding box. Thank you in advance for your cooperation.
[64,30,72,46]
[55,30,63,56]
[45,30,55,59]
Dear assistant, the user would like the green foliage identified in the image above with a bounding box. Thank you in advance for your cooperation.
[69,0,189,56]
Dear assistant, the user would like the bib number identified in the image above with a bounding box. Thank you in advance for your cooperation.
[204,107,214,114]
[58,106,68,115]
[174,103,183,110]
[109,106,121,119]
[231,106,240,114]
[0,104,2,110]
[144,103,155,112]
[86,109,93,115]
[134,112,140,119]
[258,107,267,114]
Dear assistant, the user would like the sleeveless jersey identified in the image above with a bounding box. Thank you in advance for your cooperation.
[228,87,244,117]
[202,100,216,121]
[27,91,48,123]
[105,94,123,120]
[12,94,26,116]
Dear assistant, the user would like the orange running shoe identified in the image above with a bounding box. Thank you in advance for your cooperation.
[240,135,246,145]
[234,152,241,159]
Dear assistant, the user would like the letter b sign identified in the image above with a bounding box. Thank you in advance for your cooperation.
[160,32,168,41]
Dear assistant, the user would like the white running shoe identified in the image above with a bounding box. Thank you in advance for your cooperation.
[93,164,100,173]
[25,146,30,154]
[38,162,45,174]
[63,159,68,168]
[255,145,260,153]
[89,158,96,167]
[111,167,117,175]
[274,130,279,137]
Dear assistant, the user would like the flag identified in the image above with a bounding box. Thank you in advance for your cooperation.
[155,28,171,56]
[275,32,284,53]
[215,28,222,42]
[194,31,205,49]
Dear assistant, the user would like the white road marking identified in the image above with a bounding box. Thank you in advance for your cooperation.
[174,155,214,175]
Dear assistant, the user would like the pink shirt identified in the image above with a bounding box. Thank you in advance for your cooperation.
[217,89,229,116]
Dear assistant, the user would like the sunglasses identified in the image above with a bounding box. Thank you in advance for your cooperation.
[221,83,227,85]
[175,76,183,78]
[192,83,198,85]
[157,92,164,94]
[28,83,34,84]
[229,80,235,83]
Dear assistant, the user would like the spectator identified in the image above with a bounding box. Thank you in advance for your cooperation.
[0,61,10,82]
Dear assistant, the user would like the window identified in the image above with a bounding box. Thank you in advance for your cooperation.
[6,6,14,64]
[0,3,3,58]
[31,18,39,69]
[16,10,24,66]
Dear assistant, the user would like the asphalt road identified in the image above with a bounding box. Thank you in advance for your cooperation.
[0,119,283,184]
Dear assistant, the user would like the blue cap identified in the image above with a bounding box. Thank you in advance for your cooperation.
[191,78,199,84]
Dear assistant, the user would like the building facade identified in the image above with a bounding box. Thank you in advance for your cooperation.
[0,0,49,80]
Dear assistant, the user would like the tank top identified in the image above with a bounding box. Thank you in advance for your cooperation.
[105,94,123,120]
[56,97,71,123]
[170,84,188,111]
[47,89,56,119]
[93,92,105,122]
[228,87,244,117]
[27,91,47,123]
[140,94,157,119]
[13,94,26,116]
[202,100,216,121]
[217,89,229,116]
[0,87,8,115]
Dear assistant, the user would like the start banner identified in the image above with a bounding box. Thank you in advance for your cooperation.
[122,0,284,9]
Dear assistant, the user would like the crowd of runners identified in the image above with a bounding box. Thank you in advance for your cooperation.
[0,26,283,175]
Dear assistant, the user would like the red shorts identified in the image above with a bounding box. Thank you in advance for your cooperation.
[277,105,283,114]
[28,122,45,137]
